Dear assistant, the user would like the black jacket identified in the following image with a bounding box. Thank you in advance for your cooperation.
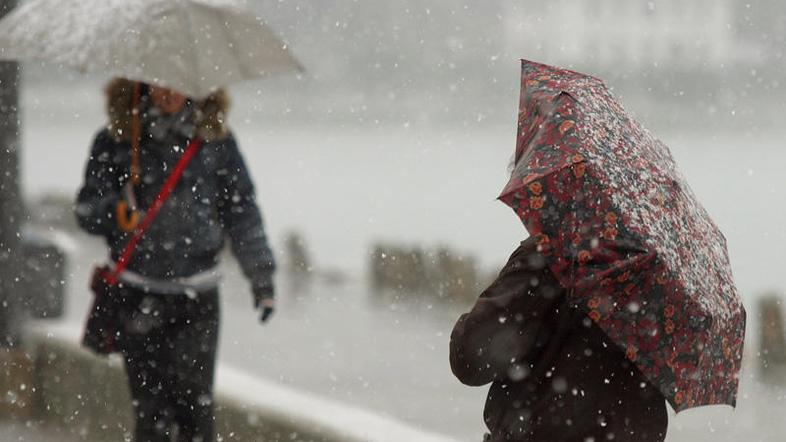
[450,238,666,442]
[75,128,275,298]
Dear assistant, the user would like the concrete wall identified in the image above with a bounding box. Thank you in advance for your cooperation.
[21,326,458,442]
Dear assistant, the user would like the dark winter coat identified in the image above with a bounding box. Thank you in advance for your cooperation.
[75,80,275,298]
[450,238,667,442]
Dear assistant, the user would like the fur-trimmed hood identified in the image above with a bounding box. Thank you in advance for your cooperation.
[105,78,230,143]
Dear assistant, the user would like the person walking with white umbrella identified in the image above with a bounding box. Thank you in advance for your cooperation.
[0,1,302,440]
[78,78,277,441]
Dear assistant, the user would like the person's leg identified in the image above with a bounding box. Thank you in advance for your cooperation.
[121,290,177,442]
[123,330,177,441]
[168,290,220,442]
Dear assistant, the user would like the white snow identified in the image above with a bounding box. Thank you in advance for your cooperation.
[35,322,459,442]
[11,50,786,442]
[218,367,459,442]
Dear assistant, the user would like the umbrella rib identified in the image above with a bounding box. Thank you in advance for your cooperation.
[183,0,204,96]
[217,8,253,79]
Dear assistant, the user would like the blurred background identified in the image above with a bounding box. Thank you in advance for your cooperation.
[3,0,786,441]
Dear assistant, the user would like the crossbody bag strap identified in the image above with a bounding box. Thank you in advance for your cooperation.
[106,138,203,284]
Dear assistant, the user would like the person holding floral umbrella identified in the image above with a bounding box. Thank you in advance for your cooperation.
[450,60,745,442]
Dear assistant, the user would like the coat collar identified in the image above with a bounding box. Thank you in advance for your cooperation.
[105,78,230,143]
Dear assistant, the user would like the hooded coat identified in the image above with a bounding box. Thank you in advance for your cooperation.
[450,238,667,442]
[75,79,275,298]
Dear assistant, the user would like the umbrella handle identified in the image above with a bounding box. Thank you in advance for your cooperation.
[116,200,140,232]
[123,180,138,211]
[131,82,142,185]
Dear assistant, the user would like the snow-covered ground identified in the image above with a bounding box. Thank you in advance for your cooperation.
[18,82,786,441]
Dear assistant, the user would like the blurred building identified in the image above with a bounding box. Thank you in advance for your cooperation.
[504,0,771,73]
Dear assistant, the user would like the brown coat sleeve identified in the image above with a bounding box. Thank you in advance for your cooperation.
[449,238,565,387]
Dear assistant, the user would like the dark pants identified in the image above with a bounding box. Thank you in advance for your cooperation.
[119,286,220,442]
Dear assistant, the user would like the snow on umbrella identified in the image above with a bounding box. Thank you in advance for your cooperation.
[0,0,303,97]
[499,60,746,412]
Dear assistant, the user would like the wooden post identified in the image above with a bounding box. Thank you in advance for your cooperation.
[284,231,312,277]
[758,294,786,382]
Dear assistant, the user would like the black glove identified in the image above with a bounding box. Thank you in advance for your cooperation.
[253,287,275,323]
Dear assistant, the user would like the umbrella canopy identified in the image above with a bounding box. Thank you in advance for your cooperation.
[0,0,302,97]
[499,60,746,412]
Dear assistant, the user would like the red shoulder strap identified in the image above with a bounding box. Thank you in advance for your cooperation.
[107,138,203,284]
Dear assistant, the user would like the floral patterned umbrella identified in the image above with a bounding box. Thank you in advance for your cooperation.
[499,60,746,412]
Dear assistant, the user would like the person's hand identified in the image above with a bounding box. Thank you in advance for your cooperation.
[253,292,275,323]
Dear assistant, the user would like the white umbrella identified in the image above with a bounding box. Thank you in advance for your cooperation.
[0,0,303,97]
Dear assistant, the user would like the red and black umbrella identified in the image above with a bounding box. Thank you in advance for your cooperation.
[500,60,746,411]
